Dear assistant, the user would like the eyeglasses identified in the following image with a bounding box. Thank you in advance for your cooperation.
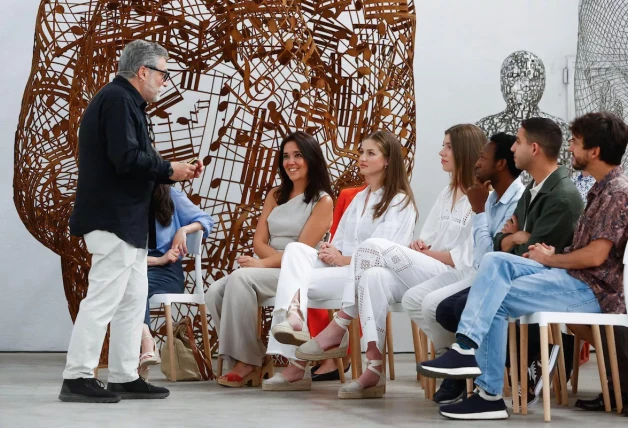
[143,65,170,81]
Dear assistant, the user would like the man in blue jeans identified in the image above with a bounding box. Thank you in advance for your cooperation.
[419,111,628,420]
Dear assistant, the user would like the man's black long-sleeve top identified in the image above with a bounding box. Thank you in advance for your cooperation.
[70,76,171,249]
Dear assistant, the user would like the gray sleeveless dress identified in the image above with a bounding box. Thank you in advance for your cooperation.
[267,193,324,251]
[205,192,328,366]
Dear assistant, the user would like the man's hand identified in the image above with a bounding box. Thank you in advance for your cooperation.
[467,178,491,213]
[410,239,429,252]
[523,243,556,264]
[501,215,520,235]
[159,248,180,265]
[510,231,531,245]
[192,160,204,178]
[169,162,197,181]
[238,256,265,268]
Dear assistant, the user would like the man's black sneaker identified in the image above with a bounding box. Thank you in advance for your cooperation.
[440,390,509,420]
[433,378,466,404]
[106,376,170,399]
[417,343,481,379]
[59,378,121,403]
[575,392,628,411]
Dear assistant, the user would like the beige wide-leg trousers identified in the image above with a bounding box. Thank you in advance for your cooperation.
[205,267,280,367]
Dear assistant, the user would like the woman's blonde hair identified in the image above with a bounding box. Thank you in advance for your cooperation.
[364,130,417,219]
[445,124,487,193]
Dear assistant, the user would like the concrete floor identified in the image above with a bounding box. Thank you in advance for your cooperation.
[0,353,625,428]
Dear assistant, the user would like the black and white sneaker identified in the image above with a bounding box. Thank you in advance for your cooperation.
[417,343,481,379]
[514,371,539,408]
[433,378,467,404]
[59,378,121,403]
[106,377,170,399]
[531,345,559,396]
[516,345,559,407]
[440,390,509,420]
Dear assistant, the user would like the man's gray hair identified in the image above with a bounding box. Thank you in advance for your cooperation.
[117,40,168,77]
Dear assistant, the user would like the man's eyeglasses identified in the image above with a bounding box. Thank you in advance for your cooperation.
[144,65,170,81]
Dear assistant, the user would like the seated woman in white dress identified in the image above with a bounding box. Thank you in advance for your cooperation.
[205,131,334,388]
[262,129,418,391]
[295,124,485,398]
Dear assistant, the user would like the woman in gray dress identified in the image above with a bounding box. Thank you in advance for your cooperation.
[205,131,334,388]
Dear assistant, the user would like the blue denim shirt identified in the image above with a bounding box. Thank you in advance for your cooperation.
[153,187,214,255]
[472,178,525,269]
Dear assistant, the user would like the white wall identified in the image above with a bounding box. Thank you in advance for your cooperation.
[0,0,74,351]
[0,0,578,351]
[393,0,579,351]
[412,0,578,231]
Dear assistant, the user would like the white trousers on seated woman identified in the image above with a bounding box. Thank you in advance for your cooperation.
[402,271,475,351]
[269,242,353,360]
[346,238,453,352]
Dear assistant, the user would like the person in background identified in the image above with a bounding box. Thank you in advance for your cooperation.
[60,40,202,403]
[138,184,214,377]
[572,170,596,203]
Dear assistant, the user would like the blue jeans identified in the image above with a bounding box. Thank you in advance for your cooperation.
[457,252,601,395]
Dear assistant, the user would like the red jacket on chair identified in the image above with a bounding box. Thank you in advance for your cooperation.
[307,185,367,336]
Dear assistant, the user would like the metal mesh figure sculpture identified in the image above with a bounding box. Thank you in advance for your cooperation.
[476,51,573,179]
[575,0,628,171]
[13,0,416,364]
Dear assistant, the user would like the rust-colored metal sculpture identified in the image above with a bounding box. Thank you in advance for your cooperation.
[14,0,416,363]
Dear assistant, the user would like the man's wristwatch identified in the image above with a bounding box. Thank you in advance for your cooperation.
[167,162,174,177]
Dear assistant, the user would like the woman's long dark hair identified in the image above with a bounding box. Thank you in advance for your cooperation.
[274,131,334,205]
[366,130,417,219]
[153,184,175,226]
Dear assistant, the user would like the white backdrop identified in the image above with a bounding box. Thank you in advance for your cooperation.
[0,0,578,352]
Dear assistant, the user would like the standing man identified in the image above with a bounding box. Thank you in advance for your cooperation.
[59,40,202,403]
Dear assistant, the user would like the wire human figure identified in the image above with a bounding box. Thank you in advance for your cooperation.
[575,0,628,172]
[476,51,573,182]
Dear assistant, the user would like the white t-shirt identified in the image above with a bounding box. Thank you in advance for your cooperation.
[331,186,417,256]
[529,176,549,203]
[419,186,474,270]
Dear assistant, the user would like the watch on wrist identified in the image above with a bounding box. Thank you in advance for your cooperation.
[167,163,174,177]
